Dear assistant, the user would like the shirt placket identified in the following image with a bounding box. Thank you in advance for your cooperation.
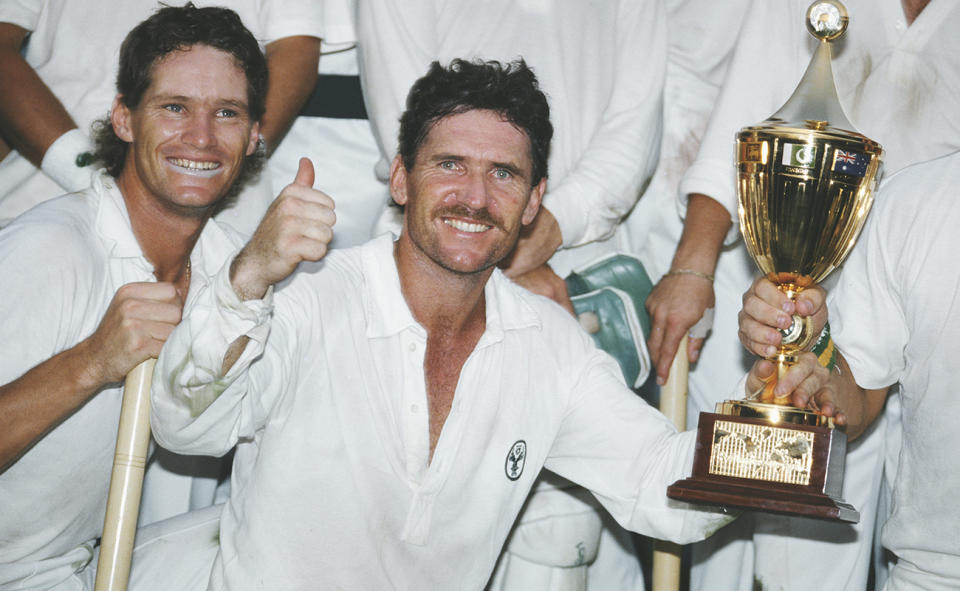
[399,327,429,484]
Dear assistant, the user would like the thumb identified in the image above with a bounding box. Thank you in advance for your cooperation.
[293,157,315,188]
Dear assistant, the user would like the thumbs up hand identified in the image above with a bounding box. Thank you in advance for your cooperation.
[230,158,336,300]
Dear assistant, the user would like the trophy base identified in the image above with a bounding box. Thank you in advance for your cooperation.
[667,406,858,523]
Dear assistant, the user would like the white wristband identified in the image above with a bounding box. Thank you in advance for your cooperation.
[40,128,95,193]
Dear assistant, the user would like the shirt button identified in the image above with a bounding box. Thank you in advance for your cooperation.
[408,342,417,352]
[410,404,419,413]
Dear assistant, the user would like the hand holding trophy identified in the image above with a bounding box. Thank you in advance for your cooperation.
[668,0,882,522]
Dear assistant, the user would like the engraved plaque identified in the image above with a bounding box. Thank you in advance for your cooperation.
[709,420,814,486]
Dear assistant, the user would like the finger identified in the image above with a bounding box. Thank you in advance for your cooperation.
[811,389,842,423]
[753,276,795,315]
[142,318,179,346]
[117,296,183,327]
[687,336,704,363]
[116,281,179,303]
[773,355,825,403]
[738,312,782,357]
[743,289,793,331]
[745,359,776,395]
[293,157,315,188]
[656,322,685,385]
[794,285,827,317]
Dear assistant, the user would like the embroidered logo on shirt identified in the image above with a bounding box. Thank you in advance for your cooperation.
[505,440,527,481]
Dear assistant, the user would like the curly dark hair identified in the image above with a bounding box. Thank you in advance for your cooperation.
[398,59,552,186]
[90,3,267,196]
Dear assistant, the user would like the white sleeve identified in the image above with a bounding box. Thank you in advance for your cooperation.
[545,331,732,543]
[355,0,439,169]
[546,0,668,248]
[150,262,278,457]
[0,0,40,30]
[678,0,811,244]
[829,181,908,391]
[257,0,325,42]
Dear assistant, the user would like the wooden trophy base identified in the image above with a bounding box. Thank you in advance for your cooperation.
[668,403,859,523]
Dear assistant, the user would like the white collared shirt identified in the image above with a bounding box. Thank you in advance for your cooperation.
[152,234,731,590]
[0,172,242,587]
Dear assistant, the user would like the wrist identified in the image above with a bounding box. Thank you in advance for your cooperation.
[67,337,111,395]
[662,268,714,283]
[229,251,269,301]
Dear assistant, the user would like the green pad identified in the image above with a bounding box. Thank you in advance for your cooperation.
[565,252,654,339]
[569,286,648,388]
[566,253,654,388]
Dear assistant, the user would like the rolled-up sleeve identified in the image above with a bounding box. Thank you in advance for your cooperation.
[151,261,276,457]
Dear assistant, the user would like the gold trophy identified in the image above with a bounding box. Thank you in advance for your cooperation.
[668,0,882,522]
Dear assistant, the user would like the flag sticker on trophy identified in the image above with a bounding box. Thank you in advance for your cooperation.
[782,143,817,169]
[833,149,869,176]
[668,0,882,522]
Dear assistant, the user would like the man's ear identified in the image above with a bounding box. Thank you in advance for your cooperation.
[389,155,409,206]
[521,177,547,225]
[110,95,134,143]
[246,122,261,156]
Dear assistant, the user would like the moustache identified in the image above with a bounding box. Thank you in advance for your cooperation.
[436,205,503,230]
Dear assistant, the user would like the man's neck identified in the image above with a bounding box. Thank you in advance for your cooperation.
[116,175,207,285]
[393,236,490,337]
[902,0,930,25]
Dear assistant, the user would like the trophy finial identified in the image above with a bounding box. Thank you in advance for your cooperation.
[769,0,854,131]
[806,1,848,41]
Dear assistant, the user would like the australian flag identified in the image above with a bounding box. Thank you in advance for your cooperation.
[832,149,869,177]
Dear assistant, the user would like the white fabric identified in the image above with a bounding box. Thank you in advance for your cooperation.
[357,0,666,252]
[268,2,386,250]
[831,150,960,591]
[151,233,733,590]
[615,1,754,589]
[669,2,960,589]
[0,0,324,232]
[0,172,243,589]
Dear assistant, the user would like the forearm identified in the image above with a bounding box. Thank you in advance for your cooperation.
[0,339,105,471]
[669,193,732,276]
[830,354,888,441]
[0,25,78,167]
[260,35,321,153]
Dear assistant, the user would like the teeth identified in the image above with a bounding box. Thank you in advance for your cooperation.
[445,219,490,233]
[169,158,219,171]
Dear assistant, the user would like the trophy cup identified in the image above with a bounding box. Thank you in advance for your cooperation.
[667,0,882,522]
